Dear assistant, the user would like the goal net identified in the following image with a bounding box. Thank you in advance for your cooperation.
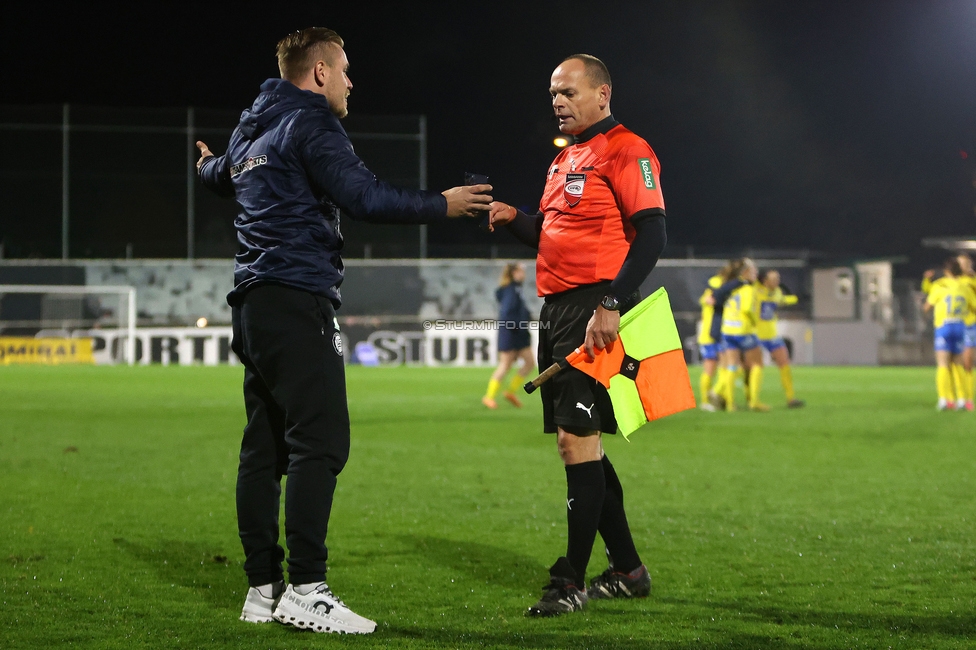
[0,285,136,365]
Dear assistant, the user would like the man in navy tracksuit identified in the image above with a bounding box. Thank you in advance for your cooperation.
[196,27,491,634]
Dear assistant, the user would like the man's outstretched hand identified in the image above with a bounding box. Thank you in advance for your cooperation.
[442,185,493,217]
[195,141,213,172]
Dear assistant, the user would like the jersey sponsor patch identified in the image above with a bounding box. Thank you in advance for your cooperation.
[564,173,586,207]
[638,158,656,189]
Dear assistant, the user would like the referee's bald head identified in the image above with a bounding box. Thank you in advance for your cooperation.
[561,54,612,90]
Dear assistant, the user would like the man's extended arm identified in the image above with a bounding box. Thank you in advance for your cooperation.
[301,125,448,223]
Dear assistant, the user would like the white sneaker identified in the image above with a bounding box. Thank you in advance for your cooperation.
[937,398,950,411]
[272,582,377,634]
[240,581,283,623]
[957,398,967,410]
[699,402,717,412]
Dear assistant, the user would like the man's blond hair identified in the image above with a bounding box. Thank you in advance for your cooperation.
[276,28,344,81]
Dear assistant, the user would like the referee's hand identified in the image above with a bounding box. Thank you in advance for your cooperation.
[442,185,493,218]
[487,202,517,232]
[584,306,620,359]
[195,141,214,172]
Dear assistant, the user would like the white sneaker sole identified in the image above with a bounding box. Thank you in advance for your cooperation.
[240,610,273,623]
[272,602,376,634]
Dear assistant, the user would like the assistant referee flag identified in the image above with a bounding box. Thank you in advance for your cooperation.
[566,288,696,437]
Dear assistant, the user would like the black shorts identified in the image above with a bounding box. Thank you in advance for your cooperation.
[538,282,638,435]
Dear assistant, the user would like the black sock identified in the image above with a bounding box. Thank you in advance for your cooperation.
[598,455,642,574]
[565,460,606,587]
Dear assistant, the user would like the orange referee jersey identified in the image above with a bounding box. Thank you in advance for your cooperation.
[536,119,666,297]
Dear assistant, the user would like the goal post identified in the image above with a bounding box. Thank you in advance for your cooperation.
[0,285,137,365]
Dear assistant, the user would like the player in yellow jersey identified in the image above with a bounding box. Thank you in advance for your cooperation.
[755,269,805,409]
[953,254,976,408]
[716,259,767,412]
[697,259,744,411]
[922,254,976,410]
[697,274,724,411]
[924,257,976,410]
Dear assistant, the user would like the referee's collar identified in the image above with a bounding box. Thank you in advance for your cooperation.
[573,115,618,144]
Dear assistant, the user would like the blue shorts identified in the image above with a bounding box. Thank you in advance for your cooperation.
[935,322,966,355]
[760,337,786,353]
[699,342,724,361]
[965,325,976,349]
[723,334,759,352]
[498,328,531,352]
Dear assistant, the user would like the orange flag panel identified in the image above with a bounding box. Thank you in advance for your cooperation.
[566,340,624,388]
[635,349,697,421]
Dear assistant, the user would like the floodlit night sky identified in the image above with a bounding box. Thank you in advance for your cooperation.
[4,1,976,265]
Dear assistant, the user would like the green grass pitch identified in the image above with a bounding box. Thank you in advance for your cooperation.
[1,364,974,649]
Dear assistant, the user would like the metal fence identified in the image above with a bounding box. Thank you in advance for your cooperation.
[885,279,929,340]
[0,104,433,260]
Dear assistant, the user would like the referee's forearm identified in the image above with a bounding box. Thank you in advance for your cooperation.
[505,210,542,249]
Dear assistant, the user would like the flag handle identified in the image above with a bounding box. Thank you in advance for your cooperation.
[523,359,568,394]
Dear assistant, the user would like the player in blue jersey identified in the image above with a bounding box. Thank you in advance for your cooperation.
[697,259,744,410]
[483,262,535,408]
[712,259,764,411]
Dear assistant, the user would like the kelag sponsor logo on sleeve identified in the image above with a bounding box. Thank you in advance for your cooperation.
[638,158,656,189]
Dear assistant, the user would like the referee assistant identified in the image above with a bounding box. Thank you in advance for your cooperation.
[489,54,667,616]
[197,28,491,634]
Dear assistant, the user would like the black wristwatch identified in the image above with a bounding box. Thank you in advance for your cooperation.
[600,294,620,311]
